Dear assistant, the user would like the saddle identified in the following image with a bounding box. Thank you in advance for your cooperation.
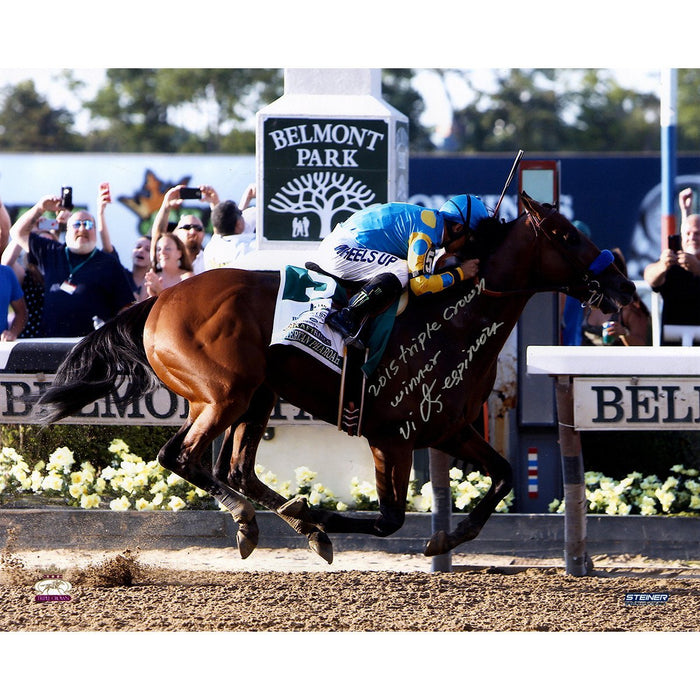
[270,264,401,437]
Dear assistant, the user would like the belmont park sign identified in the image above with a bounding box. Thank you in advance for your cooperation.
[575,378,700,430]
[0,374,323,426]
[260,116,409,243]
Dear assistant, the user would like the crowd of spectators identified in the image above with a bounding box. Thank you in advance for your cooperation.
[0,183,257,340]
[2,181,698,344]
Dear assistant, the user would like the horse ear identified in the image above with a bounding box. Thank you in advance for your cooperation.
[520,190,538,217]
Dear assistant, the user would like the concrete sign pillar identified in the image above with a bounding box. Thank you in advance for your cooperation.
[256,68,409,252]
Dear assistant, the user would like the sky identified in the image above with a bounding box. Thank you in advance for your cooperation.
[1,0,694,135]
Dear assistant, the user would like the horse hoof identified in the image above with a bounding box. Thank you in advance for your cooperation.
[236,523,259,559]
[278,495,309,519]
[424,530,449,557]
[308,531,334,564]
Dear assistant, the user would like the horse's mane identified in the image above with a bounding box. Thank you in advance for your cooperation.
[460,214,515,265]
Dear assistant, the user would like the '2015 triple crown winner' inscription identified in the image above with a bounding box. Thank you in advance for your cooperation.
[367,279,504,440]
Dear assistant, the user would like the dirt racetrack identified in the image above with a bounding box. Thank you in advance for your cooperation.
[2,545,699,632]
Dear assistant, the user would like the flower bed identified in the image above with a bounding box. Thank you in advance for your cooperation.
[1,439,698,517]
[549,467,700,516]
[1,439,512,514]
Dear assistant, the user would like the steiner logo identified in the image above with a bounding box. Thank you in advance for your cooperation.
[624,593,669,606]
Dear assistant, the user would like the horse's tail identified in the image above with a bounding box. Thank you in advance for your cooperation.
[37,297,160,423]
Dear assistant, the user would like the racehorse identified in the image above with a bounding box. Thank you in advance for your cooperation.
[38,192,635,563]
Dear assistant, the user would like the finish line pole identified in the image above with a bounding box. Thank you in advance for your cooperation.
[660,69,678,249]
[429,448,452,572]
[555,376,592,576]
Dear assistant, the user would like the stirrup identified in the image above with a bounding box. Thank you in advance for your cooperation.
[326,310,366,348]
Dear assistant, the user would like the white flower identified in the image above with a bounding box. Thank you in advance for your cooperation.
[167,496,187,511]
[47,447,75,473]
[294,466,318,487]
[109,496,131,511]
[655,488,676,513]
[108,439,130,455]
[80,493,101,509]
[101,466,117,481]
[30,470,44,492]
[135,498,155,511]
[41,473,63,492]
[639,496,657,516]
[150,480,168,495]
[69,483,87,499]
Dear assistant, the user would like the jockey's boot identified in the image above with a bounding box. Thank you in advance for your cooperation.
[326,273,403,347]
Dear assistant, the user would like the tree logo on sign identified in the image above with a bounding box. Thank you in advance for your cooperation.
[268,172,376,239]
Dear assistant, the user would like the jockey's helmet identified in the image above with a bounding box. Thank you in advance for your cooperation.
[439,195,489,231]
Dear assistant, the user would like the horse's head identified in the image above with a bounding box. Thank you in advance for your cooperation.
[520,191,636,313]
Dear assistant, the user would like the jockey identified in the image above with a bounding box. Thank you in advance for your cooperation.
[313,195,489,345]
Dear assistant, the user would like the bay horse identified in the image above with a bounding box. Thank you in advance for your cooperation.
[38,192,635,563]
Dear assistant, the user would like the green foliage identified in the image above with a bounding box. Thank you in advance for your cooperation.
[0,424,178,470]
[0,80,81,151]
[1,68,698,155]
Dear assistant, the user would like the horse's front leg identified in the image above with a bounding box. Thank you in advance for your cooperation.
[424,425,513,556]
[281,439,413,539]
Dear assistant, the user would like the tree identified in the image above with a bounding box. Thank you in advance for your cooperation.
[677,69,700,150]
[438,68,663,153]
[81,69,187,152]
[80,68,283,153]
[0,80,80,151]
[381,69,434,151]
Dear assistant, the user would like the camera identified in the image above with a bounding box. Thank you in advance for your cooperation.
[179,186,202,200]
[668,234,682,252]
[60,186,73,210]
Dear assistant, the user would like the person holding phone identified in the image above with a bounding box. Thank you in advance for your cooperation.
[8,194,134,337]
[151,184,220,274]
[643,188,700,336]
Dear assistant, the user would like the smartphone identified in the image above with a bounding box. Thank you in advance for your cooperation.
[179,186,202,200]
[668,234,682,252]
[100,182,111,203]
[36,218,58,232]
[60,186,73,210]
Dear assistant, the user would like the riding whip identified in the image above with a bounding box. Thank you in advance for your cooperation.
[493,149,524,218]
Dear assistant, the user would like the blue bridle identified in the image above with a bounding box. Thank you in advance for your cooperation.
[588,249,614,275]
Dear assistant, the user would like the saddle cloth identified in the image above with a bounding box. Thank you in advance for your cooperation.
[270,265,397,376]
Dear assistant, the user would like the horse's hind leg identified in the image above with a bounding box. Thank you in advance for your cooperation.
[424,426,513,556]
[158,407,260,558]
[220,385,334,563]
[280,439,414,540]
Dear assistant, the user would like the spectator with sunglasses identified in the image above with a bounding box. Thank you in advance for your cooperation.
[151,184,220,275]
[9,195,135,337]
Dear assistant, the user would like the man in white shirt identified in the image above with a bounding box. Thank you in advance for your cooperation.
[203,200,257,270]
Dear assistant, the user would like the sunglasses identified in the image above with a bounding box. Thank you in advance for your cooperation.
[179,224,204,232]
[71,220,95,230]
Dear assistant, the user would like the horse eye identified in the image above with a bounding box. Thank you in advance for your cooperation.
[563,229,580,245]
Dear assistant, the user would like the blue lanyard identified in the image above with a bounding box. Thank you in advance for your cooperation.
[65,247,96,281]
